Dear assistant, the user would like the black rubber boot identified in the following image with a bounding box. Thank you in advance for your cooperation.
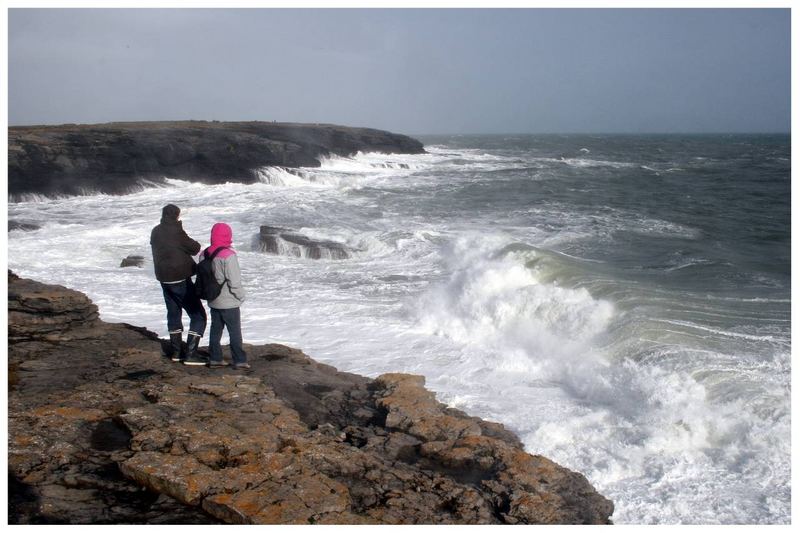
[169,332,183,362]
[182,333,206,366]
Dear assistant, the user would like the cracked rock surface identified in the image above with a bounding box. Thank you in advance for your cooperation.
[8,271,613,524]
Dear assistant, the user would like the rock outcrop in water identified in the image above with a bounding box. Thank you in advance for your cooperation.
[8,121,426,198]
[7,271,614,524]
[256,226,351,260]
[120,255,145,268]
[8,221,41,232]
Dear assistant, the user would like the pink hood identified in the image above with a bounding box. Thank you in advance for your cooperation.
[205,222,236,258]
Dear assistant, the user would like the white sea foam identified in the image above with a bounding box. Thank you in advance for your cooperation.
[399,232,788,523]
[413,235,614,353]
[561,157,637,169]
[663,258,717,271]
[651,318,787,344]
[529,156,637,169]
[255,166,337,187]
[318,152,420,172]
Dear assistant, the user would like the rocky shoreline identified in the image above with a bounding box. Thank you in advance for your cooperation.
[8,121,425,198]
[7,271,614,524]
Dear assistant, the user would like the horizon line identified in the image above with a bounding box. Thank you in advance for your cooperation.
[409,131,791,136]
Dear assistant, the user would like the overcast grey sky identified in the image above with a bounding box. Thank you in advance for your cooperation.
[8,8,790,134]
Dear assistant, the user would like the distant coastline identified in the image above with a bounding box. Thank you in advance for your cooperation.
[8,121,425,198]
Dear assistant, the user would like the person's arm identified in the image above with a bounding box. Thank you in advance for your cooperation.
[179,228,201,256]
[222,256,246,302]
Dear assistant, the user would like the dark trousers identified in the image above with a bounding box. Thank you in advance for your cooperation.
[160,278,207,336]
[209,307,247,364]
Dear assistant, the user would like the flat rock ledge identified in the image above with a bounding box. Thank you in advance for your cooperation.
[7,271,614,525]
[257,225,351,260]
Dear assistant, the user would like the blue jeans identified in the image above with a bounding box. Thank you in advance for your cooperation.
[160,278,207,337]
[209,307,247,365]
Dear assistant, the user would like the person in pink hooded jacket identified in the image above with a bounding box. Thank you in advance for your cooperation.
[184,222,249,369]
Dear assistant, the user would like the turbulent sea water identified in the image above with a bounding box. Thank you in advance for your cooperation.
[7,134,791,524]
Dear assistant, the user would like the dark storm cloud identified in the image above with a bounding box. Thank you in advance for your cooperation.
[8,8,790,134]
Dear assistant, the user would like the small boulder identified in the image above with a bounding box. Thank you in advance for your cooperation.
[120,255,145,268]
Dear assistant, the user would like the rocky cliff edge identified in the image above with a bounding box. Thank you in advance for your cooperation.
[7,271,613,524]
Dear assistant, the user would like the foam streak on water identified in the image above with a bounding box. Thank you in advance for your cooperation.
[7,135,790,524]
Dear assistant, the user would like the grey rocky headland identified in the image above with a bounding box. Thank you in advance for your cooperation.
[8,121,425,198]
[8,271,614,524]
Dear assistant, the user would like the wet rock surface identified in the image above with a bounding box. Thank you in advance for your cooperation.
[120,255,145,268]
[9,220,41,232]
[257,225,351,260]
[7,271,614,524]
[8,121,425,198]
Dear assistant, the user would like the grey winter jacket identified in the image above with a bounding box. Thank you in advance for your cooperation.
[208,254,246,309]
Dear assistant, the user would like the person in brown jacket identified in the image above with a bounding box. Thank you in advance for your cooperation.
[150,204,207,362]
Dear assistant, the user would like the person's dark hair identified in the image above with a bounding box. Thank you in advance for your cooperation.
[162,204,180,220]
